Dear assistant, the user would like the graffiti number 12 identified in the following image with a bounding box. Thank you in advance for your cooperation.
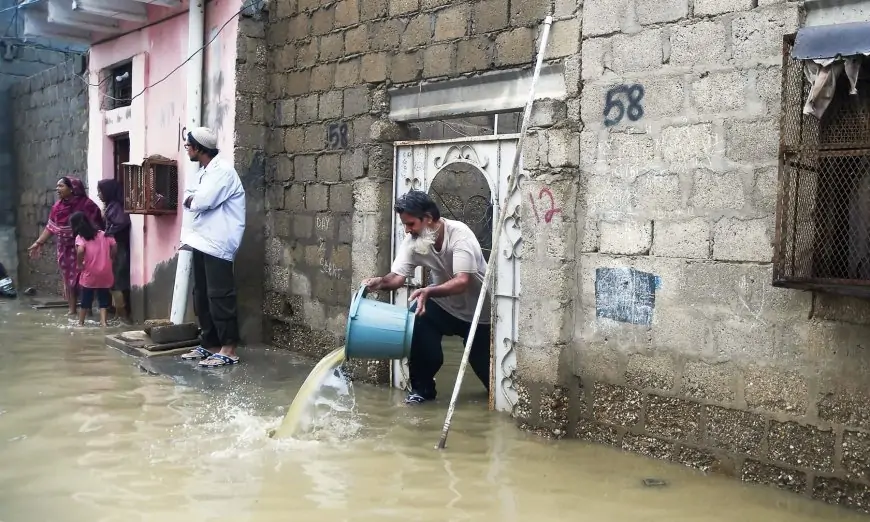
[603,84,645,127]
[529,187,562,224]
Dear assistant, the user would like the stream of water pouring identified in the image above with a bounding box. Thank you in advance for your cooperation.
[271,347,348,439]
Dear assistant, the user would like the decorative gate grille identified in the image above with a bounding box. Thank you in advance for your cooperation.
[773,35,870,298]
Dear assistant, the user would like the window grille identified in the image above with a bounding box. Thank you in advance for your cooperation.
[773,34,870,297]
[122,156,178,216]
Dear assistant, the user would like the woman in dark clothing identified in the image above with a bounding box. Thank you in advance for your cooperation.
[97,179,132,322]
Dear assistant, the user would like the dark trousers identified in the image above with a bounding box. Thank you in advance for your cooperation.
[192,249,240,349]
[409,299,491,399]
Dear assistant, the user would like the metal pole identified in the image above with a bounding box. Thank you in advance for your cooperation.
[435,14,554,450]
[169,0,205,325]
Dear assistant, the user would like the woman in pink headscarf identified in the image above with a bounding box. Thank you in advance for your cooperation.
[27,176,105,315]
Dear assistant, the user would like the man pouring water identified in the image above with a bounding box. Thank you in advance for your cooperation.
[362,190,491,405]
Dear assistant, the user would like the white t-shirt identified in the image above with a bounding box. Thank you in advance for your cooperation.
[391,218,491,325]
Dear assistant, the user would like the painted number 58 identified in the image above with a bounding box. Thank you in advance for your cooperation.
[603,84,645,127]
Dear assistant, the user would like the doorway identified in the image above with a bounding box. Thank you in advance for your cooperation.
[391,135,522,413]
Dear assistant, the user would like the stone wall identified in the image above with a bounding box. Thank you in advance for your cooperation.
[262,0,580,383]
[11,58,89,293]
[234,7,269,343]
[509,0,870,513]
[0,30,82,283]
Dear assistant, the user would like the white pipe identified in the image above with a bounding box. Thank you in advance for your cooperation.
[435,15,554,450]
[169,0,205,325]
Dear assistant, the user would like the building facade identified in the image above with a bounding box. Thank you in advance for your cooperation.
[261,0,870,511]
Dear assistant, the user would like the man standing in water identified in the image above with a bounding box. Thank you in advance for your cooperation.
[178,127,247,367]
[363,190,491,404]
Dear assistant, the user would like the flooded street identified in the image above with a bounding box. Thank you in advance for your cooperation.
[0,300,866,522]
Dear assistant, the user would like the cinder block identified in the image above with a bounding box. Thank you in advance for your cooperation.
[391,51,422,82]
[592,382,642,427]
[599,219,652,255]
[625,353,674,391]
[319,33,344,62]
[389,0,417,16]
[745,365,808,415]
[635,0,687,25]
[583,0,629,37]
[548,18,581,59]
[456,37,492,73]
[732,6,800,62]
[682,361,735,403]
[690,169,747,211]
[633,171,683,215]
[610,29,663,73]
[691,71,747,114]
[343,86,370,116]
[473,0,508,33]
[712,217,773,263]
[335,0,360,26]
[345,26,369,54]
[402,14,432,49]
[334,58,360,87]
[361,52,388,82]
[843,430,870,482]
[694,0,752,16]
[661,123,716,166]
[742,460,807,494]
[652,218,710,259]
[769,421,835,472]
[581,37,608,80]
[725,119,779,164]
[433,4,469,41]
[546,128,580,167]
[423,42,456,78]
[670,21,729,66]
[495,27,534,66]
[305,184,329,211]
[317,153,341,182]
[319,90,343,119]
[755,66,783,115]
[707,405,766,455]
[646,395,701,442]
[713,317,775,361]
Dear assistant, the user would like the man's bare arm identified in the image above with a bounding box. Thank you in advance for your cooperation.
[424,272,470,297]
[363,272,407,291]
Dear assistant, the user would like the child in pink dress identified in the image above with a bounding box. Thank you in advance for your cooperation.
[71,211,117,326]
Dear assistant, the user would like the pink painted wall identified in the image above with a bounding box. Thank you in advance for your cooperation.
[87,1,239,295]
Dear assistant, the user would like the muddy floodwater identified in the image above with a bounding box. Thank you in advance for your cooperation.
[0,300,867,522]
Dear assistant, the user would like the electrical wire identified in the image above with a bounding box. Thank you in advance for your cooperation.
[78,0,262,104]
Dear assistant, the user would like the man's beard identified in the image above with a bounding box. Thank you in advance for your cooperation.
[409,225,439,255]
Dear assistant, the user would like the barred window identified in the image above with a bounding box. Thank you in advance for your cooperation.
[773,33,870,297]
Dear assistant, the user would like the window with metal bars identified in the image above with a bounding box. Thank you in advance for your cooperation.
[107,62,133,110]
[773,34,870,298]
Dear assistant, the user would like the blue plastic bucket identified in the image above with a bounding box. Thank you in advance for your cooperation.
[344,284,415,360]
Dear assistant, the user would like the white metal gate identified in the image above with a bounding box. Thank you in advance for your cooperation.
[391,135,522,413]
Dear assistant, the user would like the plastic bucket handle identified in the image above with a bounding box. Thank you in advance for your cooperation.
[349,283,369,320]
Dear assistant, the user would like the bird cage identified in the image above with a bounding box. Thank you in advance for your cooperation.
[122,155,178,215]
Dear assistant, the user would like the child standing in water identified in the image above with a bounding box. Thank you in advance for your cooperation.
[71,211,116,327]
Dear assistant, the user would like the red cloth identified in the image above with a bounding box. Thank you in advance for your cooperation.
[46,177,105,292]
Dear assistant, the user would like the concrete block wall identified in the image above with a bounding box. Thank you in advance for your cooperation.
[262,0,581,384]
[0,36,79,283]
[233,10,269,344]
[11,58,89,293]
[507,0,870,512]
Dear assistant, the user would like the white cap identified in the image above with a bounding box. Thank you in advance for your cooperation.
[189,126,218,150]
